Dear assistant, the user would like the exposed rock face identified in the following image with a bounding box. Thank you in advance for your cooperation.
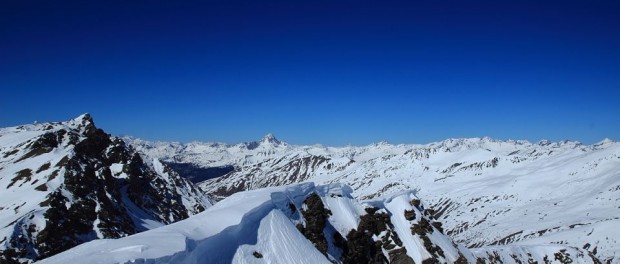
[293,186,471,264]
[298,193,331,255]
[0,114,210,263]
[342,207,392,263]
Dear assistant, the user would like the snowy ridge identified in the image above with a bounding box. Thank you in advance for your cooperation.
[0,115,211,263]
[126,136,620,262]
[39,182,597,264]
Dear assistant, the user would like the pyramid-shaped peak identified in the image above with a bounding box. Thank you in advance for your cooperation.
[261,133,281,145]
[73,113,93,123]
[69,113,96,134]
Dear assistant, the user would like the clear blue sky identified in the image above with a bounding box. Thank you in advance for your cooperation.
[1,0,618,145]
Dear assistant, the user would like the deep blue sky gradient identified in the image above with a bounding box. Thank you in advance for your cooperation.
[1,0,618,145]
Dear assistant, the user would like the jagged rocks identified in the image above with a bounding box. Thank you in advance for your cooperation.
[554,249,573,264]
[0,115,210,263]
[298,193,331,255]
[410,199,421,209]
[431,221,444,234]
[404,209,416,221]
[342,210,386,264]
[388,248,415,264]
[454,254,468,264]
[296,193,414,264]
[411,218,434,236]
[342,207,408,264]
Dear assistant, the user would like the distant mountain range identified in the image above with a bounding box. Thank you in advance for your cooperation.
[126,133,619,263]
[0,114,617,263]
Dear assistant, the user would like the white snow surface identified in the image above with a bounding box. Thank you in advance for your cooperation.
[126,136,620,262]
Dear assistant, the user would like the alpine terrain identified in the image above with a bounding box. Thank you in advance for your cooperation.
[0,114,211,263]
[0,115,616,263]
[40,182,598,264]
[126,134,620,263]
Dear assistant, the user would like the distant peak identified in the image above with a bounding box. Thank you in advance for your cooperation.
[261,133,281,145]
[537,139,552,146]
[595,138,614,146]
[373,140,391,146]
[243,133,285,150]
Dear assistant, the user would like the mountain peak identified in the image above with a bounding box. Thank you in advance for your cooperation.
[0,115,210,263]
[595,138,614,146]
[261,133,281,145]
[75,113,92,122]
[69,113,96,135]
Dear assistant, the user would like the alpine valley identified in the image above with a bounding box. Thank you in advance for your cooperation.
[1,115,618,263]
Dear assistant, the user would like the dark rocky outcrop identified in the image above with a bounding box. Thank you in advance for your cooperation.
[0,115,208,263]
[342,209,388,263]
[298,193,331,255]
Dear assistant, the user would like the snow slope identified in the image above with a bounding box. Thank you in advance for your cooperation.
[127,136,620,262]
[0,115,211,263]
[40,182,596,263]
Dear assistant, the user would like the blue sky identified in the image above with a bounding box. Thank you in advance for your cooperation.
[1,0,618,145]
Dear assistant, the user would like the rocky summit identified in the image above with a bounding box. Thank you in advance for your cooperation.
[0,114,211,263]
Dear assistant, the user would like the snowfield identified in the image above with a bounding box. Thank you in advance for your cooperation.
[127,135,620,262]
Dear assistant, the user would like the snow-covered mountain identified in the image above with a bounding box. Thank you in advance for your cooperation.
[39,182,597,264]
[0,114,211,263]
[126,135,620,263]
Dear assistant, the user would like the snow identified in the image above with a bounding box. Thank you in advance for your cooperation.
[2,115,616,263]
[109,163,127,178]
[42,183,425,264]
[0,123,75,249]
[127,136,620,261]
[315,184,363,236]
[384,193,432,263]
[233,210,331,264]
[39,183,321,264]
[35,180,603,263]
[120,186,165,231]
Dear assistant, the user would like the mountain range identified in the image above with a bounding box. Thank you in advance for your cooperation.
[126,133,619,263]
[0,114,617,263]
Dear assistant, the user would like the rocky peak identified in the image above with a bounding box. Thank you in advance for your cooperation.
[0,115,210,263]
[245,133,284,150]
[261,133,281,145]
[68,113,96,135]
